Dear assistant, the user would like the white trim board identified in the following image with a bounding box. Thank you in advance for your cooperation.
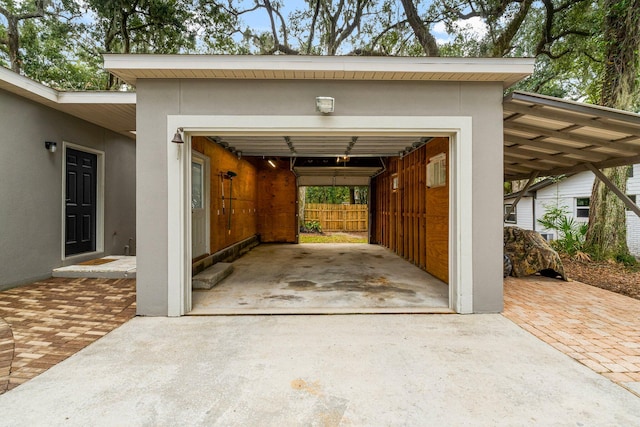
[166,115,474,316]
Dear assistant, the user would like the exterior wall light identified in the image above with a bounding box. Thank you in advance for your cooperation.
[268,159,277,168]
[45,141,57,153]
[315,97,335,114]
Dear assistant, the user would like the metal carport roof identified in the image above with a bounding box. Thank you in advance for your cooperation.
[503,91,640,180]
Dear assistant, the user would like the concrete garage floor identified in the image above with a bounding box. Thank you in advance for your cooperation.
[191,243,450,315]
[1,314,640,426]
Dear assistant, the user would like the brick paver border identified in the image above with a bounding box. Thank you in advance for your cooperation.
[0,277,135,393]
[504,276,640,392]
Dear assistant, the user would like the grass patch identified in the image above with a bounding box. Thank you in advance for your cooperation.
[299,233,367,244]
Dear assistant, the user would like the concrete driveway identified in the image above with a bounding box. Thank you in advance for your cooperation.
[1,314,639,426]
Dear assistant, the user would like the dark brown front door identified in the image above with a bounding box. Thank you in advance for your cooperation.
[65,148,97,256]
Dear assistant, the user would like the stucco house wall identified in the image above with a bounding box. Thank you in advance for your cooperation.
[0,88,136,290]
[135,78,505,315]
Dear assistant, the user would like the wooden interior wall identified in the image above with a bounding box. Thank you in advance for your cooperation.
[192,137,258,256]
[256,159,298,243]
[424,138,449,283]
[372,137,449,283]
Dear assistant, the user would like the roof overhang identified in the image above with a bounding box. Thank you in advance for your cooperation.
[503,91,640,180]
[103,54,534,88]
[0,67,136,138]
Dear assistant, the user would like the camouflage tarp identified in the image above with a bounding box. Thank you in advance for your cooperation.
[504,226,568,281]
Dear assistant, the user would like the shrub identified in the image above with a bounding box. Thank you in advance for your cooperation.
[537,205,587,256]
[615,252,638,267]
[301,221,322,234]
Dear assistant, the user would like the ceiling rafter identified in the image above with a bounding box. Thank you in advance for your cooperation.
[504,102,640,137]
[504,135,609,162]
[504,121,640,154]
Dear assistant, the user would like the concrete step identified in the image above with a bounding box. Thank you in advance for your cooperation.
[52,256,136,279]
[192,262,234,290]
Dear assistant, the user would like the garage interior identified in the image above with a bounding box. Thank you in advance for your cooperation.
[189,134,452,314]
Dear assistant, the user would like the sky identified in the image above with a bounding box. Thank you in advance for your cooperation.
[231,0,488,51]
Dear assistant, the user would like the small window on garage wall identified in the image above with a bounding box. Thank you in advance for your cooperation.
[576,197,590,218]
[504,204,517,223]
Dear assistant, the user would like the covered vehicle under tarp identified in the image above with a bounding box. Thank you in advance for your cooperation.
[504,226,567,281]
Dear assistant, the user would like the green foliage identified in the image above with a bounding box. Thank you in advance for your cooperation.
[301,221,322,234]
[306,186,368,205]
[615,252,638,267]
[537,205,588,255]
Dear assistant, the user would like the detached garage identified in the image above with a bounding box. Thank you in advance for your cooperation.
[103,55,534,316]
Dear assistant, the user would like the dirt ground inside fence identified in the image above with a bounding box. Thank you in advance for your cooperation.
[299,232,368,243]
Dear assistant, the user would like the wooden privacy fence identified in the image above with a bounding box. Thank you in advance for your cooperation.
[304,203,368,232]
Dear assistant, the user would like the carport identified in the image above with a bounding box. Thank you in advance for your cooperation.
[503,91,640,218]
[105,55,533,316]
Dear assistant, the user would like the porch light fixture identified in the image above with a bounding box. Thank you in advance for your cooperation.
[268,159,277,168]
[171,128,184,144]
[45,141,57,153]
[315,97,335,114]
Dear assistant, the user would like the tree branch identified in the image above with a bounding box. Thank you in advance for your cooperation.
[401,0,439,56]
[306,0,321,54]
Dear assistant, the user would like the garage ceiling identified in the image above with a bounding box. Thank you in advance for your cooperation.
[208,135,429,158]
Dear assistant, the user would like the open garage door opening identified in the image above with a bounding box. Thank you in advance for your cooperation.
[188,133,454,315]
[299,184,369,244]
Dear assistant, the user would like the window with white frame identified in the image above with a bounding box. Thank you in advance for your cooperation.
[504,204,517,223]
[576,197,590,218]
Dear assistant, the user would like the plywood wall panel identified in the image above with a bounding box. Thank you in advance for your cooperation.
[424,137,449,283]
[257,161,297,243]
[192,137,259,256]
[372,137,449,284]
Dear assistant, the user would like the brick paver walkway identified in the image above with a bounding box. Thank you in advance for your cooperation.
[1,274,638,396]
[504,276,640,389]
[0,277,135,393]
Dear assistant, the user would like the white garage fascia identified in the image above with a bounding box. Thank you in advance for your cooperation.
[167,115,474,316]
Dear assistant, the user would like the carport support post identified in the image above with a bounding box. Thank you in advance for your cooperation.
[504,171,539,221]
[585,163,640,218]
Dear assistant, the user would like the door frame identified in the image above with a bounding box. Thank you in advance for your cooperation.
[166,115,474,316]
[191,150,210,259]
[61,141,105,261]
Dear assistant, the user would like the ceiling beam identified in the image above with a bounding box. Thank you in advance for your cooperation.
[504,153,640,181]
[505,146,578,166]
[504,154,554,171]
[504,135,609,162]
[504,121,640,154]
[504,102,640,137]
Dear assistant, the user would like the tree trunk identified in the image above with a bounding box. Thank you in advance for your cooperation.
[7,17,20,73]
[585,167,631,258]
[400,0,439,56]
[585,0,639,258]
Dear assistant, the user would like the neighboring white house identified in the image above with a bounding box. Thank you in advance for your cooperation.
[504,164,640,256]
